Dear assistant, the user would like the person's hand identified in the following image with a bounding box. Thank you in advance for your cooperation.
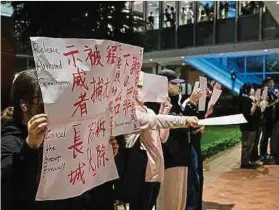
[192,126,205,135]
[27,114,48,149]
[110,138,119,156]
[206,88,212,98]
[160,97,172,114]
[186,116,199,128]
[190,89,202,104]
[205,104,213,118]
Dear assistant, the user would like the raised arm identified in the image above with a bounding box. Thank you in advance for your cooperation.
[136,109,198,131]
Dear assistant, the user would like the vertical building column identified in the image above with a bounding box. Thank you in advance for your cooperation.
[158,1,163,50]
[144,1,148,31]
[259,4,263,41]
[244,56,247,79]
[175,1,179,49]
[235,1,239,43]
[193,1,198,46]
[213,1,217,44]
[263,55,266,80]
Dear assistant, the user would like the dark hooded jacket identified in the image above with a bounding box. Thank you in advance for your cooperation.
[162,95,190,169]
[1,122,87,210]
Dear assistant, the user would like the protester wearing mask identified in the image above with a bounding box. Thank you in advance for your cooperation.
[157,69,202,210]
[261,78,277,162]
[239,83,261,169]
[1,70,88,210]
[250,85,266,166]
[184,82,215,210]
[270,89,279,164]
[1,70,123,210]
[124,71,199,210]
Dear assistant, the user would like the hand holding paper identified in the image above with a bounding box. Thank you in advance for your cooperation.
[198,114,247,126]
[198,76,207,111]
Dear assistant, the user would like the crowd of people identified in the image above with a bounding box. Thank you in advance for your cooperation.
[238,77,279,168]
[1,68,279,210]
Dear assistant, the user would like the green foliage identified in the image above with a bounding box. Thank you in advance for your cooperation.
[201,132,241,159]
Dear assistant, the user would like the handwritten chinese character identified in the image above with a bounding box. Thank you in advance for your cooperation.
[72,92,89,117]
[68,124,84,159]
[116,56,122,69]
[88,117,106,143]
[122,98,132,115]
[109,116,114,136]
[130,55,141,75]
[91,77,103,103]
[108,100,114,113]
[123,54,130,72]
[84,45,103,67]
[96,144,109,168]
[122,87,133,115]
[124,75,130,87]
[103,77,110,99]
[112,85,118,97]
[72,68,88,91]
[87,148,97,176]
[68,162,86,185]
[115,70,121,83]
[106,45,117,65]
[114,91,122,115]
[63,45,82,67]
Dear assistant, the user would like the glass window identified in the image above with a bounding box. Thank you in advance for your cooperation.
[218,1,236,19]
[240,1,260,16]
[132,1,143,14]
[147,1,160,30]
[162,1,176,28]
[132,1,144,32]
[179,1,195,25]
[197,1,214,22]
[266,54,279,73]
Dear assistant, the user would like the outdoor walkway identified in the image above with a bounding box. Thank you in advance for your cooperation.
[202,144,279,210]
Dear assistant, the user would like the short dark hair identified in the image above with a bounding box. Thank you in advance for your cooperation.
[11,69,41,124]
[240,83,253,96]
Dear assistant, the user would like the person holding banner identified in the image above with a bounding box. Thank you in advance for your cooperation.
[184,79,216,210]
[157,69,204,210]
[124,71,199,210]
[239,83,262,169]
[260,78,277,162]
[1,70,87,210]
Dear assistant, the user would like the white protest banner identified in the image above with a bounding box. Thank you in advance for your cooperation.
[30,37,143,200]
[255,89,261,101]
[192,81,200,94]
[208,88,222,107]
[262,86,268,100]
[140,72,168,103]
[198,114,247,126]
[198,76,207,111]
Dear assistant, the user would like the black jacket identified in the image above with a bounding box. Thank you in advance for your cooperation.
[238,96,261,132]
[162,95,190,169]
[1,122,89,210]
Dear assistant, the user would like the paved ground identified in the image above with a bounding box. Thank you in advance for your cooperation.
[202,144,279,210]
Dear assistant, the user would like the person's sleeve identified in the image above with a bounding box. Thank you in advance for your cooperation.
[159,129,169,143]
[1,136,40,209]
[136,110,188,130]
[158,102,172,143]
[240,98,254,121]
